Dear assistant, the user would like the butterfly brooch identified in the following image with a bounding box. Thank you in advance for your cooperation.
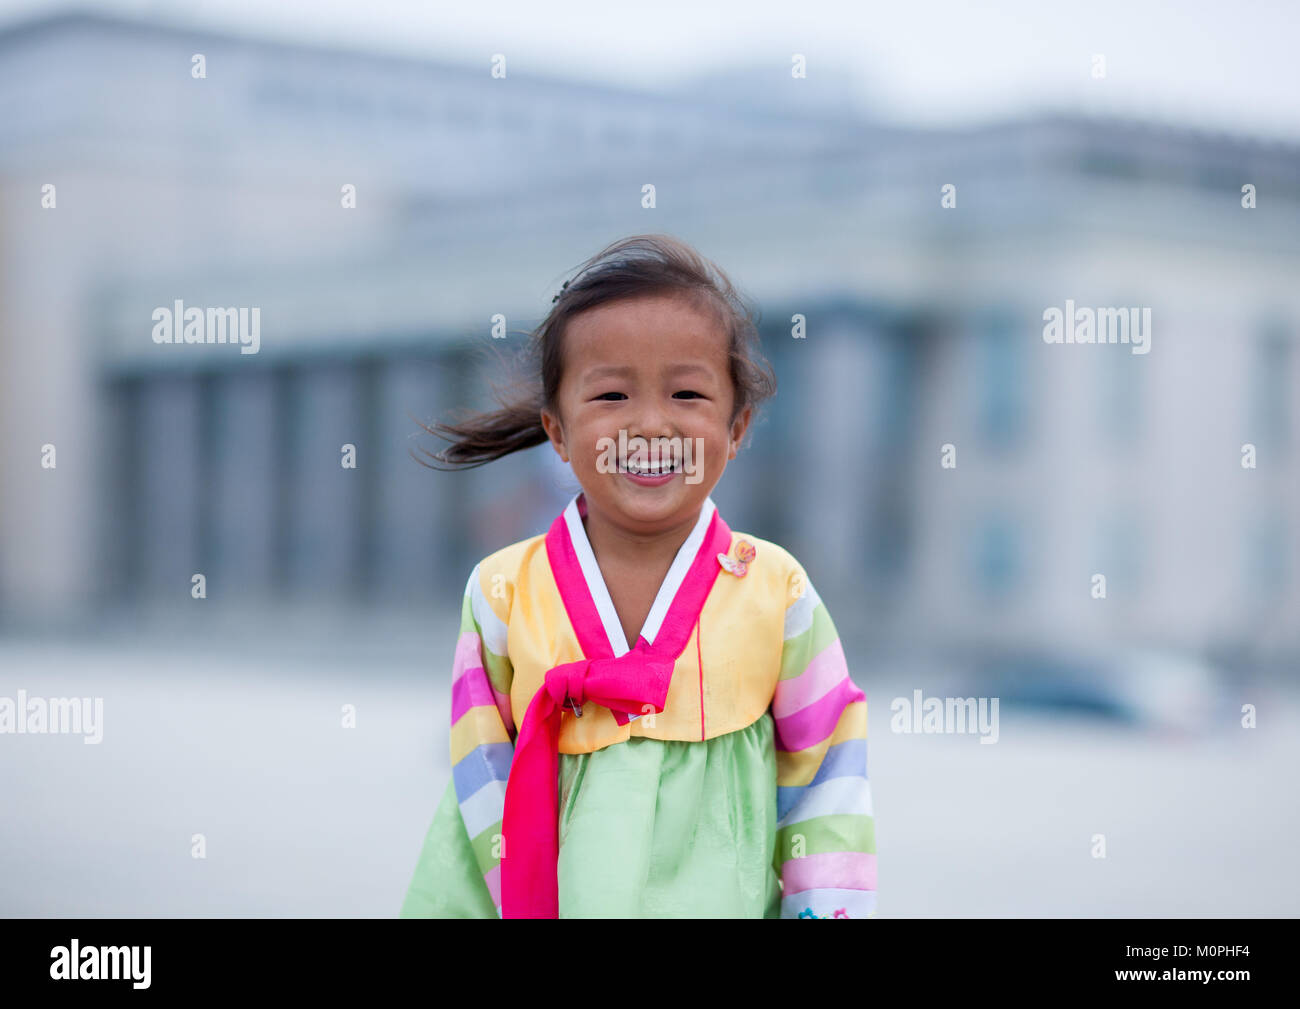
[717,538,756,577]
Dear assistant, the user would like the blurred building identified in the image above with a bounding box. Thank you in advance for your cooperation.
[0,10,1297,666]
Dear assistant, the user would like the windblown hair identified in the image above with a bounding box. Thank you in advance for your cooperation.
[414,233,777,470]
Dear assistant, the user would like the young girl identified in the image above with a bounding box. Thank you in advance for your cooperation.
[399,234,876,919]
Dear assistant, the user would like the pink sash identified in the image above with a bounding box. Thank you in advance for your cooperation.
[500,496,732,918]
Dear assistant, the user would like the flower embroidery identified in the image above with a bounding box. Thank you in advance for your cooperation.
[797,906,851,919]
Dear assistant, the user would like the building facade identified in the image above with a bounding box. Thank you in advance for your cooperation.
[0,11,1296,664]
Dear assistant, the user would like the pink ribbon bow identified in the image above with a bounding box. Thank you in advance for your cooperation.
[500,634,676,918]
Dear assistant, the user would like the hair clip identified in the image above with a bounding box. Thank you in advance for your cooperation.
[551,279,571,304]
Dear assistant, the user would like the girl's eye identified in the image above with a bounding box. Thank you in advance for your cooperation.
[593,390,701,401]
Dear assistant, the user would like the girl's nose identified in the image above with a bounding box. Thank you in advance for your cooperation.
[632,405,674,441]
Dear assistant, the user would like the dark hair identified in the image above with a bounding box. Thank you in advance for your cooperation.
[414,233,777,470]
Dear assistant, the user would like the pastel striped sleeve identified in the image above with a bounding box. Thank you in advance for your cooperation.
[449,562,515,917]
[770,568,877,919]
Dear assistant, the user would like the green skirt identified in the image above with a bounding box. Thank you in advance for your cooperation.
[400,710,782,918]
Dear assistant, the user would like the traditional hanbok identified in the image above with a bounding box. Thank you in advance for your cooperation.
[399,491,876,919]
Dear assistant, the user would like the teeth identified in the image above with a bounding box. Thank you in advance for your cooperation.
[623,458,677,476]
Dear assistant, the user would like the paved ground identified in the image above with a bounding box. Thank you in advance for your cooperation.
[2,632,1296,917]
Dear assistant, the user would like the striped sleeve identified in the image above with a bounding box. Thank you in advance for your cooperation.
[449,563,515,918]
[770,568,877,919]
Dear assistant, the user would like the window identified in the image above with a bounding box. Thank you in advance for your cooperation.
[1251,319,1291,451]
[1245,513,1287,601]
[970,512,1022,598]
[1097,310,1145,448]
[974,307,1026,450]
[1094,513,1144,598]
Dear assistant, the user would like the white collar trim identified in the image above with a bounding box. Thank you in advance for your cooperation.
[562,492,717,658]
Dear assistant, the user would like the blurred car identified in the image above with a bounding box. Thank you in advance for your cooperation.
[955,647,1234,734]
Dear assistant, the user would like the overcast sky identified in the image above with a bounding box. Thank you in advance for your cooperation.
[3,0,1298,140]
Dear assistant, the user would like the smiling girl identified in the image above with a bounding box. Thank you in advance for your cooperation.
[399,234,876,919]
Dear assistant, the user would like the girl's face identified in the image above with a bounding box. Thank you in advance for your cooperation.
[540,292,752,536]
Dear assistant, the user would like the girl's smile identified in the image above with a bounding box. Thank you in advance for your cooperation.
[622,467,676,486]
[602,432,702,484]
